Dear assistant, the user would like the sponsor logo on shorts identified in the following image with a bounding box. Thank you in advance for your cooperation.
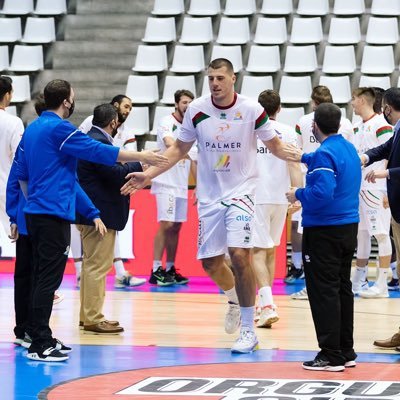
[244,235,250,244]
[236,215,252,222]
[198,219,204,247]
[243,222,251,232]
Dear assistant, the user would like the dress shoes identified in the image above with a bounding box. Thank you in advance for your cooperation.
[83,321,124,334]
[79,320,119,328]
[373,329,400,348]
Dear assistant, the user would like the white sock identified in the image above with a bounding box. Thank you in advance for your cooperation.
[376,268,389,288]
[354,266,368,282]
[224,287,239,305]
[153,260,162,272]
[114,260,126,278]
[166,261,174,272]
[292,252,302,269]
[74,261,82,275]
[258,286,273,308]
[391,262,399,279]
[240,306,255,331]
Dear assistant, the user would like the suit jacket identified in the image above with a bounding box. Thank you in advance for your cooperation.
[76,126,142,230]
[365,124,400,223]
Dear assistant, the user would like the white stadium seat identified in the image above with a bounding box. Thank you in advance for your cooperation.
[240,76,273,100]
[276,107,305,127]
[297,0,329,16]
[319,76,352,103]
[254,17,287,45]
[142,18,176,43]
[0,45,9,71]
[328,18,361,44]
[123,107,149,136]
[151,0,184,15]
[126,75,159,104]
[34,0,67,15]
[279,76,312,104]
[223,0,256,16]
[260,0,293,15]
[290,17,323,44]
[132,45,168,73]
[170,45,205,73]
[246,45,280,73]
[0,0,34,15]
[179,17,213,44]
[160,75,196,104]
[366,17,398,45]
[0,18,22,43]
[322,46,356,74]
[361,46,395,75]
[7,75,31,102]
[21,17,56,44]
[283,45,317,73]
[333,0,365,15]
[359,75,391,90]
[211,45,243,72]
[371,0,400,16]
[216,17,250,45]
[188,0,221,16]
[9,45,44,72]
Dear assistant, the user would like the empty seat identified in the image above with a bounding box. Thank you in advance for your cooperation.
[151,0,184,15]
[279,76,312,104]
[366,17,398,45]
[359,75,391,89]
[123,107,149,136]
[276,107,305,127]
[247,45,280,73]
[260,0,293,15]
[297,0,329,16]
[160,75,196,104]
[211,45,243,72]
[322,46,356,74]
[142,17,176,43]
[254,17,287,45]
[132,45,168,73]
[319,76,351,103]
[188,0,221,16]
[0,0,34,14]
[5,105,17,115]
[152,106,175,134]
[290,17,323,44]
[0,45,9,70]
[179,17,213,44]
[371,0,400,16]
[9,45,44,72]
[283,45,317,73]
[223,0,256,16]
[333,0,365,15]
[126,75,159,104]
[0,18,22,43]
[240,76,273,99]
[21,17,56,43]
[328,18,361,44]
[170,45,205,73]
[361,45,394,74]
[216,17,250,45]
[34,0,67,15]
[6,75,31,102]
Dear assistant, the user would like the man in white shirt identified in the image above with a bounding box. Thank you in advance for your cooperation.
[0,76,24,249]
[150,89,196,286]
[351,87,393,298]
[121,58,301,354]
[253,90,302,328]
[78,95,145,288]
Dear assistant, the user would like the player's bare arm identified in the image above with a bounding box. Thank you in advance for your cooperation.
[263,135,303,162]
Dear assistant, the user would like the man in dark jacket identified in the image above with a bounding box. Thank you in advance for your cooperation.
[362,87,400,350]
[76,103,142,334]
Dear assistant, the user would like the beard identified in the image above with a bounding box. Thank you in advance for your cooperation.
[118,112,127,124]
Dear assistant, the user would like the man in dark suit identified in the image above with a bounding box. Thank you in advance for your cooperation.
[76,103,142,334]
[361,87,400,350]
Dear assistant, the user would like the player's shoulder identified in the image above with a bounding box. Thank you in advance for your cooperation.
[298,111,314,125]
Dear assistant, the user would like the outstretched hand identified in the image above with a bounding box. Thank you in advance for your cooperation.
[141,150,169,168]
[364,169,388,183]
[121,172,151,196]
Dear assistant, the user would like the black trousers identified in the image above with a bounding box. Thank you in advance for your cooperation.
[26,214,70,348]
[302,223,358,365]
[14,234,33,339]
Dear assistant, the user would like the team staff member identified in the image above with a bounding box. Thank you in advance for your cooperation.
[76,104,143,334]
[361,87,400,350]
[286,103,361,371]
[121,58,300,354]
[16,79,168,362]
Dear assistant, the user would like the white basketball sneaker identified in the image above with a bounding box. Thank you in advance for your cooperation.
[225,302,241,334]
[359,284,389,298]
[256,305,279,328]
[231,329,259,353]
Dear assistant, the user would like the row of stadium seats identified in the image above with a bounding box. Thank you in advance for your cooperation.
[0,17,56,43]
[142,16,399,45]
[0,45,44,72]
[0,0,67,16]
[149,0,400,17]
[125,73,395,106]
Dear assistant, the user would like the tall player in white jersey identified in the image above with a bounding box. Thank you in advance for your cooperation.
[289,86,354,299]
[351,87,393,298]
[253,90,303,328]
[78,95,146,288]
[150,89,196,286]
[121,58,301,353]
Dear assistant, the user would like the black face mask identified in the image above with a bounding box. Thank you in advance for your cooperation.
[67,101,75,118]
[383,110,391,125]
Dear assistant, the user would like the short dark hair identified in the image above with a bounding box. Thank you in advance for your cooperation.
[372,87,385,113]
[352,87,375,106]
[174,89,194,104]
[311,85,333,105]
[383,87,400,112]
[314,103,341,135]
[0,76,12,101]
[110,94,131,105]
[44,79,72,110]
[258,89,281,116]
[208,58,234,73]
[92,103,118,128]
[34,93,46,116]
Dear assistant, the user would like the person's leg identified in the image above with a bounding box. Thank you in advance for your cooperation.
[70,224,82,286]
[353,228,370,293]
[165,222,182,268]
[391,218,400,287]
[26,214,70,351]
[303,225,346,368]
[14,234,33,341]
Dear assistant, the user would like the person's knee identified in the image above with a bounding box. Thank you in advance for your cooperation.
[229,247,250,270]
[168,222,182,234]
[202,257,221,274]
[375,233,392,256]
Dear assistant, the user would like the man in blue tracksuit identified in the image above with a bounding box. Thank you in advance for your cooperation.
[286,103,361,372]
[16,79,168,362]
